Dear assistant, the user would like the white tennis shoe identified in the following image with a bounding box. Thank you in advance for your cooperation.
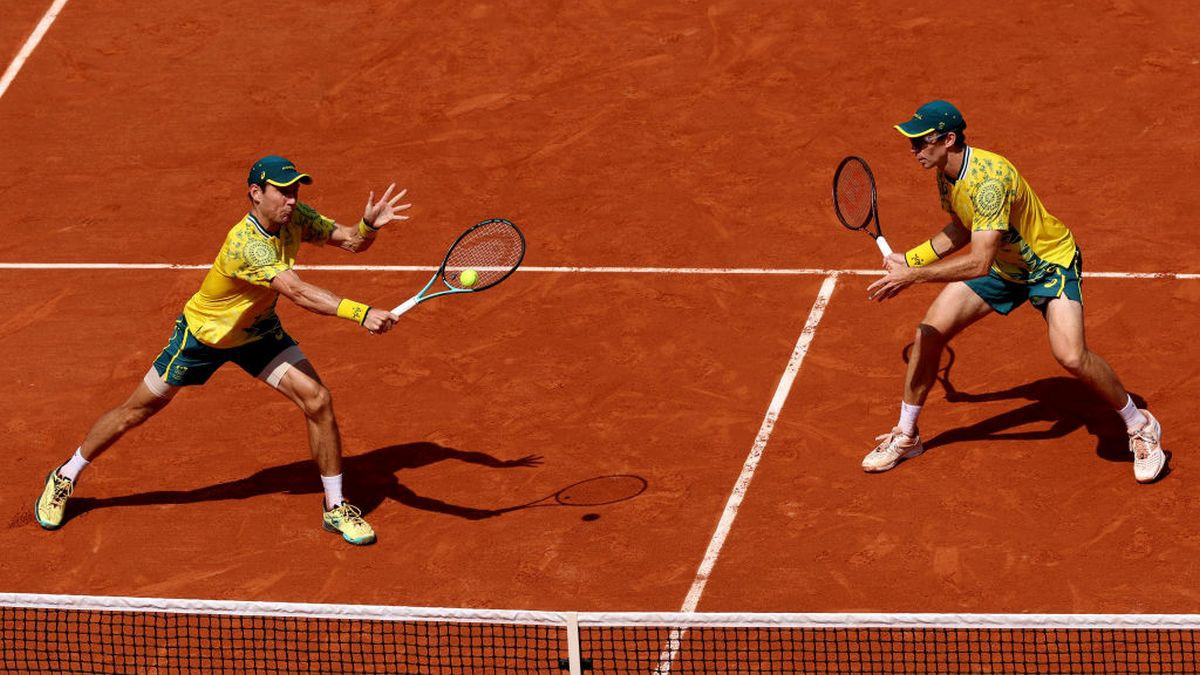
[862,427,924,473]
[1129,409,1166,483]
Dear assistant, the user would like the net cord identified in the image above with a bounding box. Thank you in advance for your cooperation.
[3,593,1200,631]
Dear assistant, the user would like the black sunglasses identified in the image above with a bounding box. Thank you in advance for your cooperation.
[910,132,949,151]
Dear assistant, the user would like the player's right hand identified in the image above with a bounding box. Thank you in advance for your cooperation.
[363,308,398,334]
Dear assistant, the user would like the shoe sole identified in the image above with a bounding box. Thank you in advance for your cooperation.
[863,445,926,473]
[323,520,376,546]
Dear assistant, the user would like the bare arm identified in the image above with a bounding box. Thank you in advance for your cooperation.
[868,228,1003,301]
[327,184,412,253]
[270,269,398,333]
[932,218,973,258]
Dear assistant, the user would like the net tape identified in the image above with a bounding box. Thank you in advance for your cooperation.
[3,593,1198,674]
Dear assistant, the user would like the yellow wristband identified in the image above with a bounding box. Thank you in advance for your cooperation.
[336,299,371,324]
[904,240,940,267]
[358,219,379,238]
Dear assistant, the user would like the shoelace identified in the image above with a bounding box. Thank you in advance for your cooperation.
[1130,429,1157,460]
[333,503,365,524]
[873,431,910,453]
[49,477,73,507]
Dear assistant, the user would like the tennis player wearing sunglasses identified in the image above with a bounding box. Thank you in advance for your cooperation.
[862,100,1166,483]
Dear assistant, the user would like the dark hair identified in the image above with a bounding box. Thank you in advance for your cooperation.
[948,128,967,149]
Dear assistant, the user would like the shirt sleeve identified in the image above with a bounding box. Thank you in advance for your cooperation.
[294,202,336,245]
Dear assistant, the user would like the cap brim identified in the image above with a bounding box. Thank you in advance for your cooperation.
[894,120,936,138]
[266,172,312,187]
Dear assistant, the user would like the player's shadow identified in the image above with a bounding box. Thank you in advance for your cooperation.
[904,343,1157,471]
[68,442,547,522]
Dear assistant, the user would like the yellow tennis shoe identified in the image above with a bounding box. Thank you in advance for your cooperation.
[322,502,376,546]
[35,470,74,530]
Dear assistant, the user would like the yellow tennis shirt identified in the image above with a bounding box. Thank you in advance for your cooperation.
[182,203,336,347]
[938,146,1077,284]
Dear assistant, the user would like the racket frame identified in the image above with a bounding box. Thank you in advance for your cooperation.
[832,156,893,257]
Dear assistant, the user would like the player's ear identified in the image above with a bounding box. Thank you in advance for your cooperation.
[248,183,263,204]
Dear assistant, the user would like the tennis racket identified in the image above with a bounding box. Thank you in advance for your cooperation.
[391,218,526,316]
[832,156,893,257]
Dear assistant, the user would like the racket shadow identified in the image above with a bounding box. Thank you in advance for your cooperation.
[489,475,649,515]
[67,442,548,524]
[903,343,1149,466]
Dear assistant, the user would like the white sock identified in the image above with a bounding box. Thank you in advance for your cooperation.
[58,448,90,482]
[898,402,922,437]
[1118,396,1148,433]
[321,474,344,511]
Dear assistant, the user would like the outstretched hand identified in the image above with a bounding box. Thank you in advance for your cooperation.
[866,254,915,302]
[362,184,411,230]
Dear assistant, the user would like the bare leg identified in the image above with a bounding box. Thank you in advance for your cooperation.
[863,282,993,472]
[903,282,994,405]
[271,360,342,477]
[79,381,174,462]
[1044,297,1128,408]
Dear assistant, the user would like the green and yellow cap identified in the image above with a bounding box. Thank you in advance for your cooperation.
[248,155,312,187]
[894,100,966,138]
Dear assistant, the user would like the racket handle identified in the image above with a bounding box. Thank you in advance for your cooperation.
[390,296,419,316]
[875,236,894,257]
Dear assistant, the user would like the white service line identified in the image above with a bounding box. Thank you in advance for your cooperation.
[0,262,1196,279]
[653,272,840,674]
[0,0,70,101]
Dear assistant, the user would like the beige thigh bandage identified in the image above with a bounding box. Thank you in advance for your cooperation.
[258,345,307,389]
[142,366,179,400]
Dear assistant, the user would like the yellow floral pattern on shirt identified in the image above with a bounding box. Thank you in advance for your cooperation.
[937,147,1076,284]
[182,203,335,347]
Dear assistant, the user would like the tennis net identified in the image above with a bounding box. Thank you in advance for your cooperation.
[2,592,1198,673]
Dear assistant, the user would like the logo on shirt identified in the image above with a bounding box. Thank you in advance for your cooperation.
[973,179,1006,219]
[244,239,278,267]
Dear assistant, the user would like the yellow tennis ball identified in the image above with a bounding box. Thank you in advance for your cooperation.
[459,269,479,288]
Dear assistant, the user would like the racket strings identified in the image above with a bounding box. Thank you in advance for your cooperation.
[834,164,873,230]
[444,221,524,290]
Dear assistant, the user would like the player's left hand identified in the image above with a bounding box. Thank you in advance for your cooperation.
[867,257,915,302]
[362,183,411,230]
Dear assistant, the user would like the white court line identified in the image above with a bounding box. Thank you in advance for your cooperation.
[0,0,70,101]
[0,262,1198,279]
[653,273,839,674]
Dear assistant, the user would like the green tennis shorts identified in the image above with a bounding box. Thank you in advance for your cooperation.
[965,252,1084,316]
[151,314,298,387]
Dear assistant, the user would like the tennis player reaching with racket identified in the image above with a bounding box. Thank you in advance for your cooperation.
[34,156,411,544]
[862,101,1167,483]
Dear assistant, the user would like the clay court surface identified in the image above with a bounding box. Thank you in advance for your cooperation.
[2,0,1199,619]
